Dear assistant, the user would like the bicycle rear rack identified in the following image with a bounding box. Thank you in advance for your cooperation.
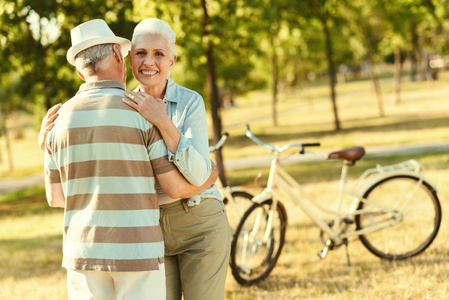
[351,159,424,193]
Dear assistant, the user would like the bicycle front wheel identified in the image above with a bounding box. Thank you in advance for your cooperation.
[224,191,254,231]
[355,175,441,260]
[230,199,287,286]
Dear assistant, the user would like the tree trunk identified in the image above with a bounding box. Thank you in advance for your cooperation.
[394,47,402,104]
[0,110,13,171]
[410,23,420,82]
[270,37,279,127]
[322,16,340,130]
[200,0,227,185]
[365,32,384,117]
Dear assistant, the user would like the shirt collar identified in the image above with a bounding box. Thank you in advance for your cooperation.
[134,78,179,104]
[77,80,125,94]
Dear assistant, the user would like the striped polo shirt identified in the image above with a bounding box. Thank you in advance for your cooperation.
[44,80,176,272]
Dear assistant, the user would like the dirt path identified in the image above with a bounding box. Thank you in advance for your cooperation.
[1,139,448,195]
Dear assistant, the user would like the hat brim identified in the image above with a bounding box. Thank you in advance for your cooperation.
[67,36,131,66]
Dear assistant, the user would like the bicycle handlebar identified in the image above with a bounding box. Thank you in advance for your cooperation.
[245,124,320,153]
[209,132,229,152]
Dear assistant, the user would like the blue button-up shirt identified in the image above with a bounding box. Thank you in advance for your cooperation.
[137,78,221,204]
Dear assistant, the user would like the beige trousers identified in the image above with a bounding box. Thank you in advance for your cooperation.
[66,264,166,300]
[160,197,231,300]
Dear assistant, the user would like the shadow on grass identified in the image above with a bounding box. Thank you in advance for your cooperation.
[224,115,449,152]
[250,254,449,293]
[0,195,55,217]
[0,232,63,280]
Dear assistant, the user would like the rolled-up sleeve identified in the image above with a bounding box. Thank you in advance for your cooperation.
[167,94,211,186]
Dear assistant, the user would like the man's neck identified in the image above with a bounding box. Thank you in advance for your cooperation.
[85,74,125,88]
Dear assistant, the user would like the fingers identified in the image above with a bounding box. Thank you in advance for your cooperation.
[48,103,62,115]
[122,97,139,109]
[123,90,156,109]
[41,103,62,127]
[38,123,55,152]
[123,90,142,106]
[45,111,59,125]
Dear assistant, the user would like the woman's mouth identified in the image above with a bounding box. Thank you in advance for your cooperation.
[141,70,158,76]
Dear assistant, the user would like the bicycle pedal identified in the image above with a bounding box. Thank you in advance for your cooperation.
[318,240,332,259]
[318,247,329,259]
[343,217,354,224]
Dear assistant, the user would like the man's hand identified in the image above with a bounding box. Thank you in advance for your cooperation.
[39,104,62,152]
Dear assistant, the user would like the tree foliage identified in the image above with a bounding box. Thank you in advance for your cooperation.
[1,0,449,137]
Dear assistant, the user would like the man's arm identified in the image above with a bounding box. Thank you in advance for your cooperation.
[157,160,218,199]
[45,181,65,208]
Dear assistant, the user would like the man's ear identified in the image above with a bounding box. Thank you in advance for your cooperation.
[76,69,85,80]
[112,44,123,63]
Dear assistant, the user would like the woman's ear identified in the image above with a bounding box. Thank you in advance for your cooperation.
[169,55,177,70]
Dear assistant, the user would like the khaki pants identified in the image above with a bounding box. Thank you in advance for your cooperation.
[160,197,231,300]
[67,264,166,300]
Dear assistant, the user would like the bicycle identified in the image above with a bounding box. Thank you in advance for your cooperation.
[230,124,442,286]
[209,133,254,230]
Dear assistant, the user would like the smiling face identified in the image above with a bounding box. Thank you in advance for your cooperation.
[129,33,176,97]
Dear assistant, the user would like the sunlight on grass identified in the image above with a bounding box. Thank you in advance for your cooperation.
[0,212,65,300]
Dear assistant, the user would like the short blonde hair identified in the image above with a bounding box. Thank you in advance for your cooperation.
[132,18,176,58]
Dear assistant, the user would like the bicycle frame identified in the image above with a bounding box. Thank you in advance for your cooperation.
[248,131,437,246]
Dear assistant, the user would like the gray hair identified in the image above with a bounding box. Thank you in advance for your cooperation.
[75,43,115,74]
[132,18,176,58]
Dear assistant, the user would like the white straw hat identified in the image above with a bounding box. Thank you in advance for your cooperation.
[66,19,131,66]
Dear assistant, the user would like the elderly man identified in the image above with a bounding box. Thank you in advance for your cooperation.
[44,19,217,300]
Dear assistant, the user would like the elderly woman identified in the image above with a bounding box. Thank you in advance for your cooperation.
[123,18,230,300]
[40,18,230,300]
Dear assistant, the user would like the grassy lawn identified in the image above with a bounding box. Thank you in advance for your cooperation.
[1,73,449,299]
[1,151,448,299]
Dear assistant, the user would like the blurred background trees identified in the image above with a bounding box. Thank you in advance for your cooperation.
[1,0,449,173]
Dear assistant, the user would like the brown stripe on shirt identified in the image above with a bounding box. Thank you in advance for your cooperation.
[52,126,148,150]
[59,160,155,182]
[64,94,136,112]
[63,226,164,243]
[63,257,164,272]
[66,193,159,212]
[151,156,177,175]
[144,125,164,148]
[45,168,61,183]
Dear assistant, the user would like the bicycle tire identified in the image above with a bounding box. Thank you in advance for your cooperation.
[230,199,287,285]
[355,175,441,260]
[224,191,254,231]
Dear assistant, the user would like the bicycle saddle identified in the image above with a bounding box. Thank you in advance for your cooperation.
[327,146,365,164]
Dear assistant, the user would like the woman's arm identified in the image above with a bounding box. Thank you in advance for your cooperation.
[157,161,218,199]
[123,90,213,187]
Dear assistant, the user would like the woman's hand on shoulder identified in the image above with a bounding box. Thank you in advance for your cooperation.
[39,103,62,152]
[123,90,167,126]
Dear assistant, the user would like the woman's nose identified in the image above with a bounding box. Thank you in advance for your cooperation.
[143,55,154,65]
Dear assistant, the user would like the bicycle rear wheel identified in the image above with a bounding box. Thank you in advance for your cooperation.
[230,199,287,286]
[355,175,441,260]
[224,191,254,231]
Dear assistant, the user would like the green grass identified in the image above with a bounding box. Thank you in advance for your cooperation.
[1,73,449,299]
[1,151,448,299]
